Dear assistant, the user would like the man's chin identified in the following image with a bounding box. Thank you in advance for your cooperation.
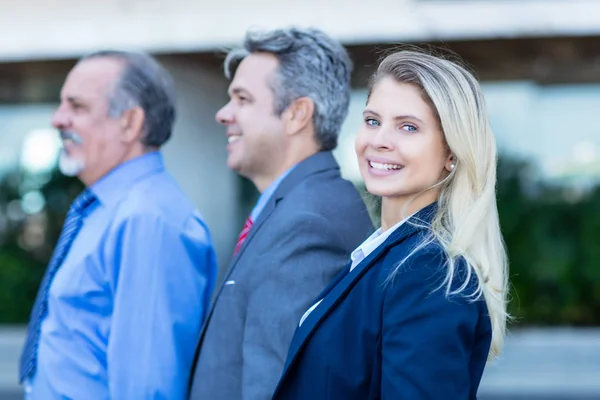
[226,157,242,173]
[58,152,85,177]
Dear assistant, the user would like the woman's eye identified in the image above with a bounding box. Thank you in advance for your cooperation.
[402,124,417,132]
[365,118,380,127]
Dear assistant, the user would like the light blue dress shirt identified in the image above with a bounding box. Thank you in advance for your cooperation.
[26,152,217,400]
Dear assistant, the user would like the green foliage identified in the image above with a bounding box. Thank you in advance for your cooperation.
[0,248,45,323]
[496,157,600,326]
[0,168,83,323]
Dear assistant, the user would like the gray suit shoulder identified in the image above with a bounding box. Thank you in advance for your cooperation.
[280,167,374,250]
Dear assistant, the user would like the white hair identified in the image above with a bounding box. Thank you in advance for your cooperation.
[371,49,510,360]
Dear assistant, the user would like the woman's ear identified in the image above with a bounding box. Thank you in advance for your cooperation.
[445,153,456,172]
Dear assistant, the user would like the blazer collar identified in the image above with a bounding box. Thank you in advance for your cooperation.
[196,151,342,360]
[226,151,340,268]
[277,202,438,384]
[190,155,340,386]
[270,151,339,202]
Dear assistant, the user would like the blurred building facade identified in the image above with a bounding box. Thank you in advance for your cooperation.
[1,0,600,266]
[2,0,600,267]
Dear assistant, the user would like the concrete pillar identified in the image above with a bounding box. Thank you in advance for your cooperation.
[158,56,240,275]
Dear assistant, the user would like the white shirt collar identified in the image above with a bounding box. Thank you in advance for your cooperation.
[349,213,415,271]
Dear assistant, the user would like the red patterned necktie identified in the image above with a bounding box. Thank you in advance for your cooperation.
[234,216,253,255]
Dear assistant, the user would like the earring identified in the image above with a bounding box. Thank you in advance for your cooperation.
[449,163,456,171]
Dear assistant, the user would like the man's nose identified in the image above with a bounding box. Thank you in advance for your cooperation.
[51,104,70,130]
[215,103,234,126]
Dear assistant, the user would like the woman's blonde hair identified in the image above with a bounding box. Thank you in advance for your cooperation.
[370,49,510,360]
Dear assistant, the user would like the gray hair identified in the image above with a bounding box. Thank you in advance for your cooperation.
[224,27,353,151]
[78,50,177,147]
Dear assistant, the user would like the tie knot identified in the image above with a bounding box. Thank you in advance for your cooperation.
[71,189,97,214]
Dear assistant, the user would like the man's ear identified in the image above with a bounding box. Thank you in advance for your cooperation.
[119,107,146,143]
[282,97,315,136]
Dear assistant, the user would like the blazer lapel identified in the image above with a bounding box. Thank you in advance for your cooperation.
[190,151,345,391]
[201,151,342,330]
[226,197,277,272]
[189,192,283,389]
[223,151,340,281]
[199,196,278,337]
[279,204,438,381]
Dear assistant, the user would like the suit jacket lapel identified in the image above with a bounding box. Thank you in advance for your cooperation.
[226,198,276,272]
[279,204,438,380]
[220,152,338,281]
[198,152,341,338]
[220,151,340,281]
[318,262,351,300]
[190,151,345,391]
[189,181,286,389]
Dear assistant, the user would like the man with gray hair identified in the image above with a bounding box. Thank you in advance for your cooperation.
[19,50,217,399]
[189,27,373,399]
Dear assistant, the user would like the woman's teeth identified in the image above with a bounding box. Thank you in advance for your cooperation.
[369,161,403,170]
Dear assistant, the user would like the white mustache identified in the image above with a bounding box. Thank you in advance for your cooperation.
[59,130,83,145]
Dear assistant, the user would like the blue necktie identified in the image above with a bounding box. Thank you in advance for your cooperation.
[19,189,97,383]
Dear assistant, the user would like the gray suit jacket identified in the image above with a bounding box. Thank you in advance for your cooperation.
[188,151,374,400]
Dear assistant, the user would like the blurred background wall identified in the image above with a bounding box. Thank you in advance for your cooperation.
[1,0,599,398]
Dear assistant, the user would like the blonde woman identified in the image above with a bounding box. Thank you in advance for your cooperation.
[272,49,509,400]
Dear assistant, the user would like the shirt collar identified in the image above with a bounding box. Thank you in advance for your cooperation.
[350,212,415,270]
[89,151,165,208]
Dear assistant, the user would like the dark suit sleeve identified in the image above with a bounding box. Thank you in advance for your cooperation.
[241,211,347,400]
[381,250,482,399]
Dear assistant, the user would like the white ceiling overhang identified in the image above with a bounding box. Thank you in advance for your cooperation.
[0,0,597,62]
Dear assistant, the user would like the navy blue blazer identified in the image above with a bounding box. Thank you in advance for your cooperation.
[272,203,492,400]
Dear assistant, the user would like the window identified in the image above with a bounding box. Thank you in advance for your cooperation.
[0,104,82,323]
